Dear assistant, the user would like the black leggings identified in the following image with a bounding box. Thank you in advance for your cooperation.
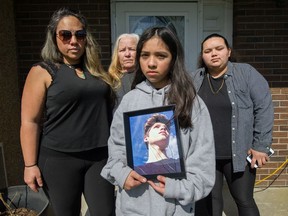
[39,147,115,216]
[195,159,259,216]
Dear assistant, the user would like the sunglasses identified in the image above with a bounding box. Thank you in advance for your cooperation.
[57,30,87,42]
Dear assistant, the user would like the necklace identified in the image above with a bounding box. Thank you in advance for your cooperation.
[65,63,86,80]
[207,73,225,94]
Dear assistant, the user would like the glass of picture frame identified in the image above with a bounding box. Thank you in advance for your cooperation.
[123,105,186,179]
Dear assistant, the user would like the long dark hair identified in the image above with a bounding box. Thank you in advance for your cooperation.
[132,26,196,128]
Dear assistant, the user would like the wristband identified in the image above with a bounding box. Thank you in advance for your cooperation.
[25,163,37,168]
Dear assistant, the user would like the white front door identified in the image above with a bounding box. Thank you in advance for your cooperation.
[111,1,198,71]
[111,0,233,72]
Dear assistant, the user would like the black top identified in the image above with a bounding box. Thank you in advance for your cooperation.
[198,74,232,159]
[115,72,135,110]
[37,62,112,152]
[134,158,181,176]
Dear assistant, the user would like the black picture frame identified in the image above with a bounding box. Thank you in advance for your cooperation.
[123,105,186,179]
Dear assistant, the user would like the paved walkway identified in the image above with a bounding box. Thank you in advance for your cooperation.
[54,185,288,216]
[223,185,288,216]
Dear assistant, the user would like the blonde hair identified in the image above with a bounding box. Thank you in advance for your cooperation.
[108,33,139,89]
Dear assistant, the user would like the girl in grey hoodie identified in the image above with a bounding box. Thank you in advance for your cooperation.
[101,26,215,216]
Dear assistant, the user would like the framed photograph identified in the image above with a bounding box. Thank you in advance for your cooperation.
[123,105,186,179]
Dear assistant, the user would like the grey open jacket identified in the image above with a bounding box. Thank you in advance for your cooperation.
[191,62,274,172]
[101,80,215,216]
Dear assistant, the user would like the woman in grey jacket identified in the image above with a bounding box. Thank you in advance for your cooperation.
[193,33,274,216]
[101,26,215,216]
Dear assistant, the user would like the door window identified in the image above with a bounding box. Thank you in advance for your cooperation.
[111,0,233,71]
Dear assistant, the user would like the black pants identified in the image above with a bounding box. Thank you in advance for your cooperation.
[195,159,260,216]
[39,146,115,216]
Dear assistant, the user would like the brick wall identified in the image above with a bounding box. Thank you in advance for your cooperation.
[233,0,288,187]
[14,0,111,94]
[0,0,22,186]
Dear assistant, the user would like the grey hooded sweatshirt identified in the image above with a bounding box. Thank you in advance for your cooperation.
[101,80,215,216]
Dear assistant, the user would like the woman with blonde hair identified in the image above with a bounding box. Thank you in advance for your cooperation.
[20,7,116,216]
[109,33,139,106]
